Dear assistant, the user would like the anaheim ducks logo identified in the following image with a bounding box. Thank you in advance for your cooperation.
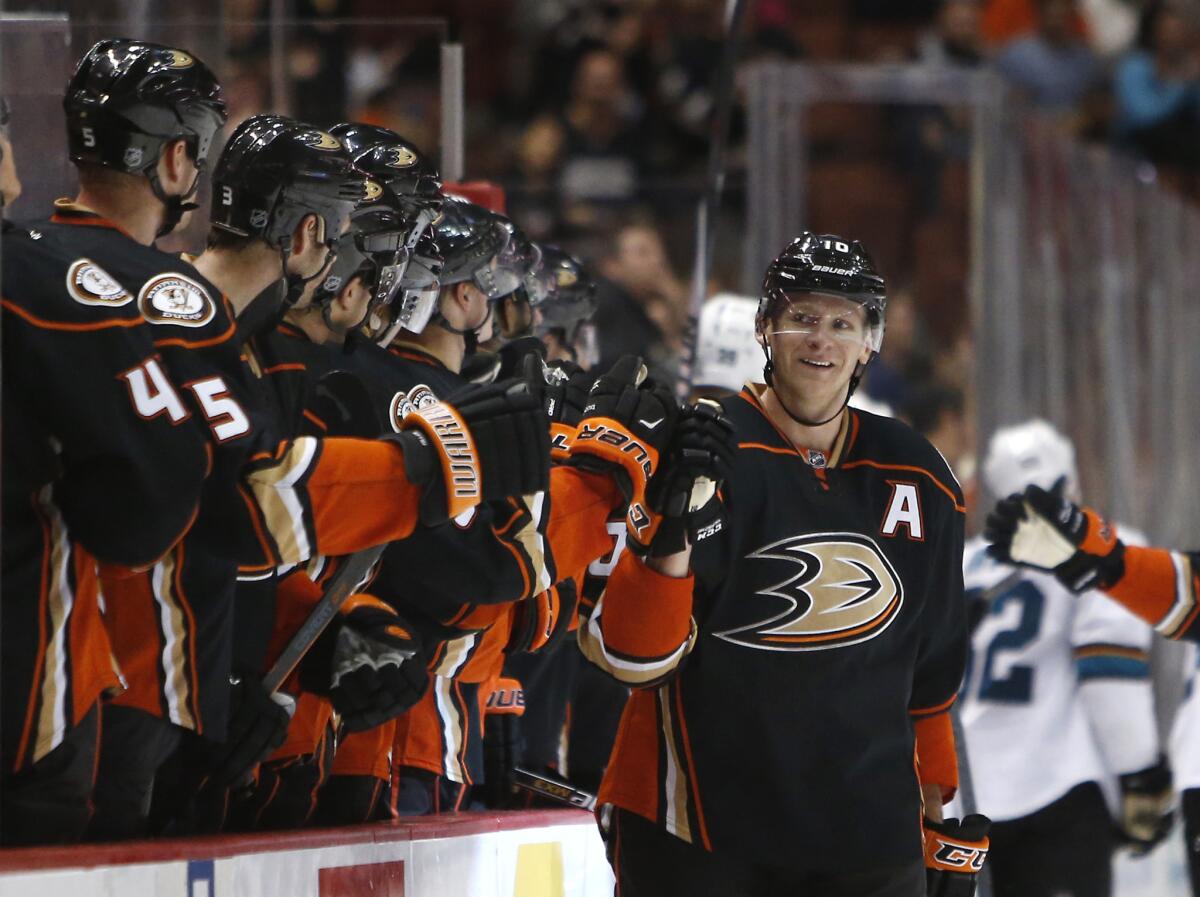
[386,147,417,169]
[165,50,195,69]
[555,269,579,288]
[714,532,903,652]
[388,383,439,432]
[66,259,132,306]
[363,178,384,202]
[301,130,342,151]
[138,272,216,328]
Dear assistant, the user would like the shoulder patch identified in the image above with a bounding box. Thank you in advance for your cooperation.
[388,383,439,432]
[66,259,132,307]
[138,273,217,328]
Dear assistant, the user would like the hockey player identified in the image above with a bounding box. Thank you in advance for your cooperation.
[984,441,1200,648]
[533,245,599,368]
[0,41,221,844]
[582,233,987,897]
[80,104,548,835]
[961,420,1169,897]
[234,130,447,830]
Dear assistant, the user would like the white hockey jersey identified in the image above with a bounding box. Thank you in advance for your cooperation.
[1171,643,1200,792]
[958,534,1158,821]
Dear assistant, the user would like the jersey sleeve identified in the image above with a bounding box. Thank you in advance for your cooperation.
[2,299,209,568]
[241,435,423,568]
[907,486,968,798]
[578,549,697,687]
[1103,545,1200,641]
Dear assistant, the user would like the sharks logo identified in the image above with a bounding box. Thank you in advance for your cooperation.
[715,532,903,652]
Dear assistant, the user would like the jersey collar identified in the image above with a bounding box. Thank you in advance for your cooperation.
[50,199,135,240]
[738,383,857,469]
[388,340,450,372]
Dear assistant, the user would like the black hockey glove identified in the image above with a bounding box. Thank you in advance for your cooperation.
[1118,756,1174,855]
[567,355,680,533]
[329,595,427,732]
[984,479,1125,593]
[507,579,579,655]
[306,369,382,438]
[209,674,296,787]
[638,399,737,558]
[518,355,595,461]
[483,677,525,809]
[924,814,991,897]
[390,379,550,525]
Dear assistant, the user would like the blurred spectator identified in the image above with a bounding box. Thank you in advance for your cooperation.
[592,221,686,381]
[916,0,986,65]
[861,289,926,411]
[1078,0,1140,57]
[982,0,1090,46]
[1112,0,1200,167]
[903,381,974,480]
[993,0,1106,111]
[516,48,647,231]
[650,0,727,167]
[528,1,656,115]
[897,0,984,220]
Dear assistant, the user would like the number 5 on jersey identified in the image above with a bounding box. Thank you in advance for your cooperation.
[119,358,249,442]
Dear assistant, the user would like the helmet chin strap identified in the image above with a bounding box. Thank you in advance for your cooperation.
[761,344,865,429]
[148,167,202,240]
[434,296,494,358]
[236,245,337,342]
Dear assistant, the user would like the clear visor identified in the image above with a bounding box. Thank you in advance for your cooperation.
[371,250,410,308]
[523,263,555,307]
[474,239,542,301]
[765,298,882,352]
[370,283,440,345]
[406,205,439,251]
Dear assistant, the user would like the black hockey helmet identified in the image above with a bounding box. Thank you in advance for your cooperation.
[308,177,420,328]
[756,232,887,422]
[64,39,226,235]
[331,123,443,241]
[434,196,513,298]
[757,232,887,353]
[211,114,363,249]
[210,115,364,316]
[533,246,597,344]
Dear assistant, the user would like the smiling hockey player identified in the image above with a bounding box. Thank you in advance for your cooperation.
[583,233,988,897]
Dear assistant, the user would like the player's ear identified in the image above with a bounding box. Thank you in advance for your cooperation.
[291,213,321,256]
[159,138,190,192]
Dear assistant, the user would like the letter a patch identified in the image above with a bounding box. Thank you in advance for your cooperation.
[881,482,923,540]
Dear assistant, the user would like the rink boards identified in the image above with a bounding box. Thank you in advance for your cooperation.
[0,810,613,897]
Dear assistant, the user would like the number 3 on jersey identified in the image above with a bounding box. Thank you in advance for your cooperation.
[967,580,1045,704]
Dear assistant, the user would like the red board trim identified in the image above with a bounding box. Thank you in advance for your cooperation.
[0,810,594,873]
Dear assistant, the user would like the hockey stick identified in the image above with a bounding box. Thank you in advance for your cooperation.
[513,766,597,811]
[261,543,386,694]
[967,567,1025,635]
[676,0,753,398]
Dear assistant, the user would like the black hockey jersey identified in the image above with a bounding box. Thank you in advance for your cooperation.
[586,387,967,872]
[0,216,211,768]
